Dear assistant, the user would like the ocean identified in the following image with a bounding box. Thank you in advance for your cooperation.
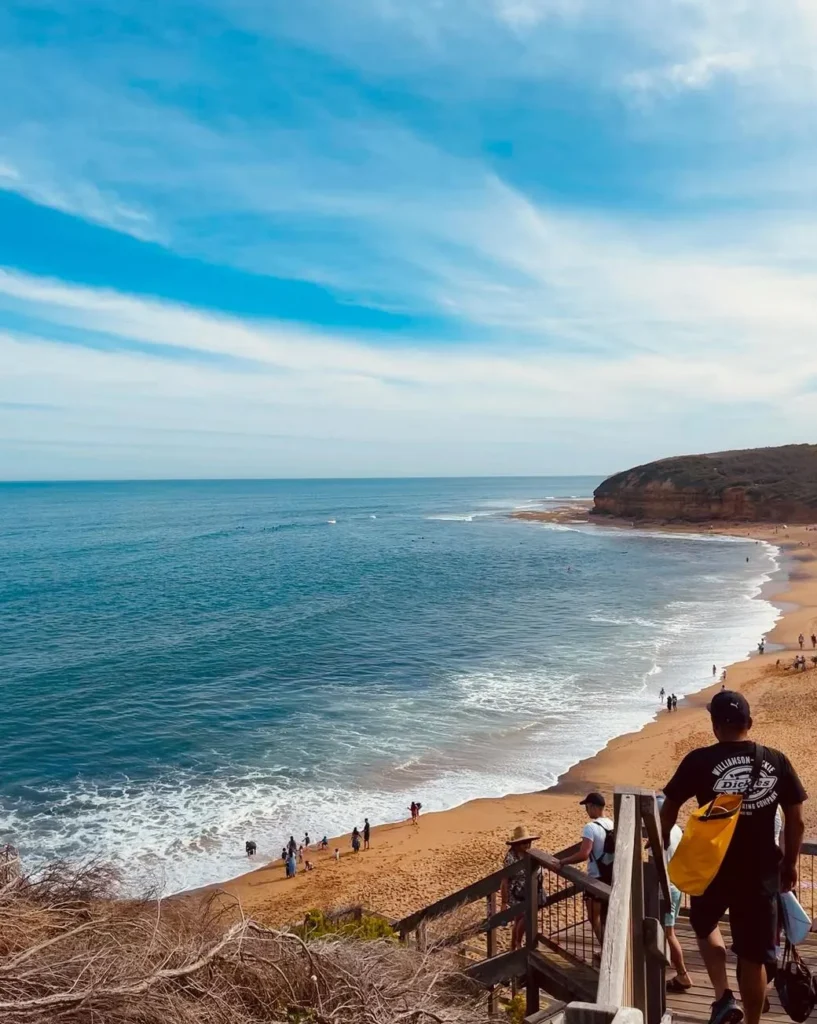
[0,477,779,894]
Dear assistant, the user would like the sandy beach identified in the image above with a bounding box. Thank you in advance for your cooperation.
[204,522,817,928]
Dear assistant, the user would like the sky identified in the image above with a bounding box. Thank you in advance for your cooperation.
[2,1,817,480]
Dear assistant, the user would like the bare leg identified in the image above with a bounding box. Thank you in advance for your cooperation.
[667,927,692,985]
[512,916,525,950]
[589,899,604,944]
[736,960,767,1024]
[698,927,729,1001]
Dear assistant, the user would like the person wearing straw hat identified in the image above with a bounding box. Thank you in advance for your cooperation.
[501,825,542,949]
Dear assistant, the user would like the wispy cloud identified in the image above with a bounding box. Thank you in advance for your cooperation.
[3,0,817,477]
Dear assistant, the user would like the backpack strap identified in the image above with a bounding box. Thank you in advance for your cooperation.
[744,744,765,796]
[589,821,612,864]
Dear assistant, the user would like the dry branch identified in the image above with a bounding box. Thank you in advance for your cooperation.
[0,862,485,1024]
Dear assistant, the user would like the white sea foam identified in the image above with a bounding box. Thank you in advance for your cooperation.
[1,528,782,896]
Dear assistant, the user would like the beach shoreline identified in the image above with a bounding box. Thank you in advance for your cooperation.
[198,520,817,927]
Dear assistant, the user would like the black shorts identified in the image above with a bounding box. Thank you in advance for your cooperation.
[690,870,778,965]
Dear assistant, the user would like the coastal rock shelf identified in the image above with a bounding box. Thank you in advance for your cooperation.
[593,444,817,523]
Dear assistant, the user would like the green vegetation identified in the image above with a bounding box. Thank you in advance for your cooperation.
[504,993,527,1024]
[295,907,397,941]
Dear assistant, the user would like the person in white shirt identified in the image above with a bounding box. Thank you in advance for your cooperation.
[657,795,692,992]
[558,791,614,943]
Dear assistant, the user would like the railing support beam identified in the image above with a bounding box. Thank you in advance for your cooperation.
[525,852,541,1017]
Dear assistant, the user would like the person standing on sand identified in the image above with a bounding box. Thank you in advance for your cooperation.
[667,695,673,713]
[558,792,613,945]
[671,694,678,711]
[286,849,297,878]
[660,691,806,1024]
[811,632,817,650]
[501,825,543,950]
[409,801,417,824]
[351,826,361,853]
[798,633,805,650]
[363,818,371,850]
[713,664,717,677]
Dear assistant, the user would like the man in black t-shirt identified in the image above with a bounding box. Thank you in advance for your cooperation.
[660,690,806,1024]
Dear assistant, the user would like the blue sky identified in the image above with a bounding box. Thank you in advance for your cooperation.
[2,0,817,479]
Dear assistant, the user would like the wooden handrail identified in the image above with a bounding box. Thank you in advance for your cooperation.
[393,858,522,934]
[393,842,586,935]
[531,850,612,902]
[597,792,636,1009]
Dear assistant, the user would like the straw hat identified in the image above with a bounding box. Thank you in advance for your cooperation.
[506,825,540,846]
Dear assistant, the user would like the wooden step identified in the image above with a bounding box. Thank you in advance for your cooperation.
[528,947,598,1004]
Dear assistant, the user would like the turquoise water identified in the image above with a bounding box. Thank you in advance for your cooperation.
[0,478,779,893]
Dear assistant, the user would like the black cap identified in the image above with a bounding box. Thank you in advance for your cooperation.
[579,792,606,808]
[707,690,750,726]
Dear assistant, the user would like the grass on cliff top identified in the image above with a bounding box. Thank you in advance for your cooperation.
[596,444,817,506]
[0,860,483,1024]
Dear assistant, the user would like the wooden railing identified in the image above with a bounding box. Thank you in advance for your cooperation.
[396,790,817,1024]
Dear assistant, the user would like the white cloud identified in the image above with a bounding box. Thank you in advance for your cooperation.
[624,50,755,94]
[0,157,160,241]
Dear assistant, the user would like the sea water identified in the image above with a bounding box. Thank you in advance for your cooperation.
[0,477,779,893]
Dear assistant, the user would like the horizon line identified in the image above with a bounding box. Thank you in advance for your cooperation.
[0,473,608,486]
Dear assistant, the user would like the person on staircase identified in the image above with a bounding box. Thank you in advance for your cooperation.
[659,690,806,1024]
[656,795,693,993]
[501,825,542,950]
[558,792,614,945]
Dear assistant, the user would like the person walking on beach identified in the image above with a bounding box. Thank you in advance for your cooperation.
[363,817,371,850]
[501,825,543,950]
[713,664,717,678]
[351,826,361,853]
[811,632,816,650]
[671,694,678,711]
[409,801,417,824]
[558,792,613,944]
[798,632,805,650]
[667,695,673,713]
[659,691,806,1024]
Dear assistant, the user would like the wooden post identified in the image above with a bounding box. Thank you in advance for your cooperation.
[642,859,666,1024]
[525,853,541,1017]
[630,796,647,1018]
[487,892,499,1016]
[417,920,427,952]
[598,793,636,1008]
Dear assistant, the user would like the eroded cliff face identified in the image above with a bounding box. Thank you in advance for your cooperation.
[593,479,812,522]
[592,446,817,523]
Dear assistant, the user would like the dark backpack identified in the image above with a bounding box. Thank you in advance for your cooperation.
[592,822,616,885]
[776,940,816,1023]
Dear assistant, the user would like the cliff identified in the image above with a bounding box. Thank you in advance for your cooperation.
[593,444,817,523]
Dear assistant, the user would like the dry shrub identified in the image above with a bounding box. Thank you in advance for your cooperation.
[0,863,485,1024]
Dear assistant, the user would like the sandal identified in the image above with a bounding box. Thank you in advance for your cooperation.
[667,976,693,993]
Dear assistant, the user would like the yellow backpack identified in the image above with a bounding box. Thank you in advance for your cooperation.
[669,744,764,896]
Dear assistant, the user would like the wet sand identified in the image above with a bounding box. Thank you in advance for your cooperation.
[202,523,817,927]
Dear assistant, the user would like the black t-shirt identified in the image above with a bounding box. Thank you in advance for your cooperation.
[664,741,807,878]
